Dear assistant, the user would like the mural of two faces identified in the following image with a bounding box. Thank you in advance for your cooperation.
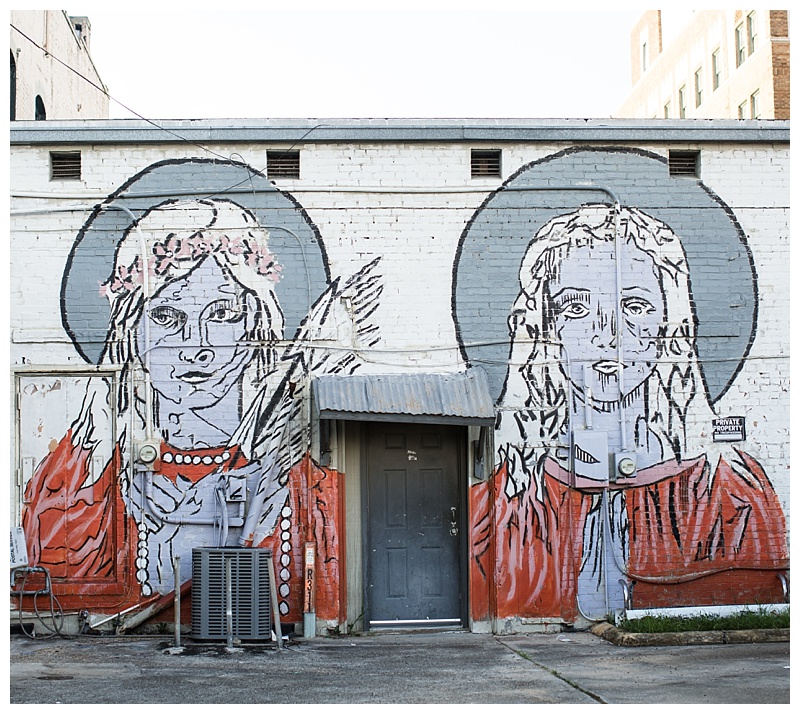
[21,148,788,626]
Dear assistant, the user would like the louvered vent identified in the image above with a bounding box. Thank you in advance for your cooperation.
[471,149,502,178]
[50,151,81,180]
[266,150,300,179]
[668,150,700,177]
[192,547,273,641]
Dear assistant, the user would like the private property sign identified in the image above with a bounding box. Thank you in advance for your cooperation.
[712,417,747,442]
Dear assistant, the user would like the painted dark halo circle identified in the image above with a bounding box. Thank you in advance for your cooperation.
[61,158,330,365]
[452,146,758,406]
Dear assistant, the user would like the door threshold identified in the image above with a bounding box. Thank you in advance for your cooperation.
[368,619,465,632]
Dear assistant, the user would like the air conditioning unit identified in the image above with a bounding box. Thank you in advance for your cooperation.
[192,547,273,641]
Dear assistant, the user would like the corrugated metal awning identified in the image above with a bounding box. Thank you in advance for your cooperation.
[312,369,495,425]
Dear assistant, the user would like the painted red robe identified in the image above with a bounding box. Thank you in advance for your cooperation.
[470,449,788,621]
[20,429,343,622]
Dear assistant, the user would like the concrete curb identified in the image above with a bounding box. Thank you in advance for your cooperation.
[590,621,790,647]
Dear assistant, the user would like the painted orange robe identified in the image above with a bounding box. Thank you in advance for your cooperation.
[470,449,788,621]
[21,430,342,622]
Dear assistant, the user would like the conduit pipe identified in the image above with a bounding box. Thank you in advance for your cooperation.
[503,184,623,449]
[141,478,243,529]
[506,185,623,622]
[173,556,181,647]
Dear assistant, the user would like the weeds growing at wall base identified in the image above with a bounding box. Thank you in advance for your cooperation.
[617,607,789,633]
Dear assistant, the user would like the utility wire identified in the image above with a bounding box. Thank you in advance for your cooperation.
[10,23,243,163]
[11,22,327,194]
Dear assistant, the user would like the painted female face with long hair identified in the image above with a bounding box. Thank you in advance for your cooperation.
[546,236,665,404]
[101,199,285,442]
[503,204,702,462]
[139,257,258,413]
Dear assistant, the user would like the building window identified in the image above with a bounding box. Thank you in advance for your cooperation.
[50,151,82,180]
[35,95,46,121]
[663,101,671,118]
[712,49,721,90]
[694,68,703,107]
[735,23,746,67]
[669,150,700,177]
[266,150,300,179]
[747,12,758,55]
[642,41,648,72]
[750,90,761,119]
[678,86,687,118]
[737,101,747,119]
[471,149,502,178]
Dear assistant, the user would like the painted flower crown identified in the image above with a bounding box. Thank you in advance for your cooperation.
[101,228,282,299]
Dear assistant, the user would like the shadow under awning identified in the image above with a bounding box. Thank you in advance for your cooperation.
[312,369,496,425]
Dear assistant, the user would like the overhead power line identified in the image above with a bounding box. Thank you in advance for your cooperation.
[11,22,234,162]
[11,22,331,203]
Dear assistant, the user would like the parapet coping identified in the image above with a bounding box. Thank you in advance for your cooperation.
[10,118,790,145]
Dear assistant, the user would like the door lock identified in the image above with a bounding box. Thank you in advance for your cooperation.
[449,507,458,536]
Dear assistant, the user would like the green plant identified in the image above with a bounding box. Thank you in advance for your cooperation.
[617,607,789,633]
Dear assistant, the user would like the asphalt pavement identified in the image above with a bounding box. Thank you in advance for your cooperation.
[9,627,791,705]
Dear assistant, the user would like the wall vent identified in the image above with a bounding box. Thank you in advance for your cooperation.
[192,547,273,641]
[668,150,700,177]
[266,150,300,179]
[50,151,82,180]
[471,149,502,178]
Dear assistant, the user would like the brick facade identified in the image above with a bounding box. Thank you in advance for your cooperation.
[10,120,790,634]
[617,10,790,120]
[10,10,109,121]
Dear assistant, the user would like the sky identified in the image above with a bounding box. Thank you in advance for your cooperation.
[66,3,644,121]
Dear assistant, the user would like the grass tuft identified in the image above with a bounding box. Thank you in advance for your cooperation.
[616,607,789,633]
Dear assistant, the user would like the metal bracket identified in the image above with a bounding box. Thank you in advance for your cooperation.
[618,578,635,610]
[777,571,789,602]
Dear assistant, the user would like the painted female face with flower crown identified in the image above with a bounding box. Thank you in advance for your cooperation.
[101,199,285,448]
[137,256,258,416]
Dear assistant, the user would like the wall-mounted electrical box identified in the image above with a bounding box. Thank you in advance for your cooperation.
[10,527,29,568]
[572,430,609,482]
[614,452,638,481]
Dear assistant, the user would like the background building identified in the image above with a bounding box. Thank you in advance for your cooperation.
[10,10,109,121]
[616,10,789,119]
[10,119,790,636]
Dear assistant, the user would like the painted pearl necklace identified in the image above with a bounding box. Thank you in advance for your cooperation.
[160,450,232,466]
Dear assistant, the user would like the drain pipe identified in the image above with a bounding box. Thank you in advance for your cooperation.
[225,557,234,648]
[611,205,626,450]
[172,556,181,647]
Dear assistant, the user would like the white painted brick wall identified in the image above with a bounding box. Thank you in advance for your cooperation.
[10,138,790,530]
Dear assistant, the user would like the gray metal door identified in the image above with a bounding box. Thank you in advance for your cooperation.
[366,422,462,627]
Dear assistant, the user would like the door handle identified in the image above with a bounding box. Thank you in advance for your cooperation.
[449,507,458,536]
